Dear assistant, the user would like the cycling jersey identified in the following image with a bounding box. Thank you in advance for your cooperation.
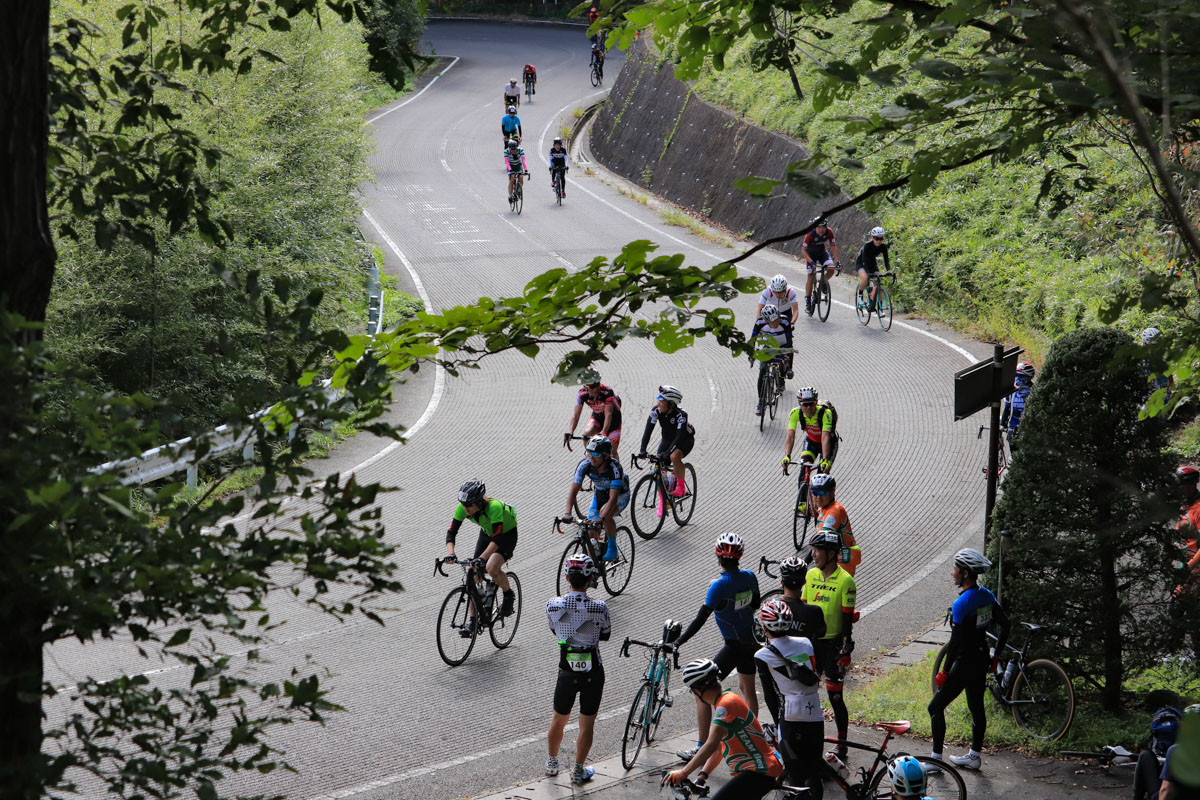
[711,690,784,778]
[447,498,517,543]
[639,404,694,454]
[754,637,822,723]
[779,595,826,641]
[549,147,569,170]
[750,317,794,351]
[801,566,855,640]
[945,585,1007,668]
[803,228,836,261]
[576,384,621,428]
[705,568,761,640]
[758,287,799,311]
[503,147,527,174]
[503,83,520,98]
[522,65,536,82]
[546,590,611,671]
[573,457,628,497]
[787,405,833,443]
[815,504,860,575]
[856,240,890,274]
[1001,383,1031,433]
[501,112,522,134]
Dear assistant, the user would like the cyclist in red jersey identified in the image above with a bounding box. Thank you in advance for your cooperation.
[564,374,623,459]
[1174,467,1200,596]
[801,219,841,316]
[522,64,537,96]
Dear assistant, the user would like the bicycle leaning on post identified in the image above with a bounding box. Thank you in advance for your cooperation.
[553,516,635,597]
[930,621,1075,740]
[619,620,682,769]
[628,452,697,540]
[784,453,819,551]
[433,557,522,667]
[854,270,895,331]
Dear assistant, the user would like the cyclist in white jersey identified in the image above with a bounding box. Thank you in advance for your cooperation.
[758,274,800,322]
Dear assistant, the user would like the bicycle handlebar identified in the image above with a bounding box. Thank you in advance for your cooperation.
[782,455,816,477]
[433,556,485,577]
[564,433,589,451]
[758,555,780,579]
[622,637,680,668]
[553,515,600,535]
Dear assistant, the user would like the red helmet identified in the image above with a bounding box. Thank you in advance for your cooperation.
[714,532,744,559]
[757,597,793,633]
[1177,466,1200,486]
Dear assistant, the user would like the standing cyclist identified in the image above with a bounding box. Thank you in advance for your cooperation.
[758,274,800,322]
[801,531,856,765]
[811,473,861,575]
[748,304,795,416]
[545,554,611,785]
[855,227,891,312]
[637,384,694,499]
[929,548,1011,771]
[501,106,522,148]
[564,373,621,459]
[563,435,629,562]
[443,480,518,637]
[1000,361,1034,443]
[782,387,837,473]
[548,137,570,198]
[801,219,841,316]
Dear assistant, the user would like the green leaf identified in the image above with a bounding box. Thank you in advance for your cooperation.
[734,176,783,196]
[166,628,192,647]
[914,59,964,81]
[785,165,840,199]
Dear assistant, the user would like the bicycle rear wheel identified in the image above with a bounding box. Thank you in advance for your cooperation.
[1010,658,1075,740]
[817,279,831,321]
[671,463,697,526]
[621,682,650,769]
[869,755,966,800]
[631,473,666,539]
[854,288,870,325]
[876,283,893,331]
[600,525,635,596]
[792,480,814,551]
[488,571,522,649]
[436,587,477,667]
[572,475,594,519]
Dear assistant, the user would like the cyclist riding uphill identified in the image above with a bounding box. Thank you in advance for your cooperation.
[590,44,605,79]
[782,386,838,474]
[522,63,537,95]
[749,304,795,415]
[548,137,570,197]
[444,480,518,633]
[562,435,629,562]
[565,372,621,457]
[504,139,528,203]
[855,227,891,312]
[928,548,1011,772]
[637,384,694,499]
[662,657,782,800]
[669,533,762,763]
[501,106,522,148]
[758,274,799,322]
[1000,361,1034,443]
[503,78,520,108]
[801,218,841,315]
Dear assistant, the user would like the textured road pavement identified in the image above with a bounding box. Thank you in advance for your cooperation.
[43,21,1002,800]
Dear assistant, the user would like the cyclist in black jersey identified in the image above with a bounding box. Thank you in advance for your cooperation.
[855,227,891,312]
[637,384,694,498]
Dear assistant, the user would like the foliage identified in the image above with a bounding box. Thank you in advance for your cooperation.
[989,327,1191,710]
[361,0,428,78]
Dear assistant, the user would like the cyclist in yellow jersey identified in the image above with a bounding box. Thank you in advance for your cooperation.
[811,473,861,575]
[782,387,837,473]
[801,531,856,763]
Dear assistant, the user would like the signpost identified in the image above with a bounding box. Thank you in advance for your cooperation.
[954,344,1022,542]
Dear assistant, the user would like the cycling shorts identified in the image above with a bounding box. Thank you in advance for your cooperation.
[812,638,847,687]
[472,528,517,561]
[584,417,621,445]
[588,488,630,521]
[856,261,880,276]
[714,638,759,676]
[553,664,605,715]
[660,431,694,458]
[805,255,834,274]
[799,437,836,464]
[504,94,519,105]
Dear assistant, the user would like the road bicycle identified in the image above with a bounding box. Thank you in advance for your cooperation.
[433,557,522,667]
[977,423,1010,481]
[590,60,604,86]
[756,358,787,431]
[508,171,529,214]
[563,433,596,518]
[854,271,895,331]
[806,262,836,322]
[930,621,1075,740]
[552,166,568,205]
[553,516,635,596]
[629,452,697,540]
[1059,744,1140,772]
[783,454,819,551]
[524,77,534,103]
[619,622,680,769]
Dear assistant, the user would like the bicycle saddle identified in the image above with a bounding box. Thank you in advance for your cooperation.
[875,720,911,734]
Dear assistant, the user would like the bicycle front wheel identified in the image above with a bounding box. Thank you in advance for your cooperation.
[792,481,813,551]
[1010,658,1075,740]
[876,282,893,331]
[817,279,831,321]
[436,587,477,667]
[631,473,666,539]
[621,682,650,769]
[869,755,966,800]
[671,463,698,526]
[600,525,635,596]
[854,288,870,325]
[489,571,522,649]
[590,68,600,87]
[515,184,524,214]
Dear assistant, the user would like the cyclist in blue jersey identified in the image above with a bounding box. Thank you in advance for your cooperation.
[1000,361,1034,444]
[563,435,629,561]
[929,548,1010,772]
[501,105,522,148]
[670,532,761,762]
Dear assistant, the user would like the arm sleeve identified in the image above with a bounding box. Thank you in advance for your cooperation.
[640,413,655,453]
[520,155,528,170]
[942,619,967,670]
[841,611,855,645]
[804,605,826,640]
[1000,397,1012,427]
[446,517,463,544]
[756,657,782,725]
[674,605,712,647]
[882,244,891,269]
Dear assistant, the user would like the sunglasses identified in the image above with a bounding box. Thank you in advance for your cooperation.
[810,489,828,496]
[801,401,816,407]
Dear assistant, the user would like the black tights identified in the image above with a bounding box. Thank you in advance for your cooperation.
[780,720,824,800]
[828,689,848,750]
[928,662,987,753]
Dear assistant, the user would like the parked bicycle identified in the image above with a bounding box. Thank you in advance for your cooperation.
[1059,744,1138,771]
[978,423,1011,481]
[629,452,697,540]
[433,557,523,667]
[854,271,895,331]
[930,621,1075,740]
[806,262,836,322]
[619,621,681,769]
[783,453,819,551]
[756,359,787,431]
[563,433,595,518]
[553,516,635,596]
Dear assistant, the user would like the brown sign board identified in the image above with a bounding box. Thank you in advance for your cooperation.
[954,346,1023,421]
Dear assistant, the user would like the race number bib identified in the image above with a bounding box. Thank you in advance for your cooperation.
[734,590,753,611]
[566,652,593,673]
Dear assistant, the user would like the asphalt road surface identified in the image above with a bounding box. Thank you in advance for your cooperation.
[44,20,1000,800]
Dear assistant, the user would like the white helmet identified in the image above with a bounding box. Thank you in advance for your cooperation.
[761,304,780,323]
[657,384,682,404]
[954,548,992,576]
[870,226,886,239]
[507,105,517,114]
[757,597,794,633]
[563,554,598,579]
[1142,327,1161,345]
[796,386,818,403]
[681,658,721,688]
[769,274,788,292]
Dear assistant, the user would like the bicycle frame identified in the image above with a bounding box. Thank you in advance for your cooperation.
[632,453,675,509]
[554,517,608,576]
[434,558,493,623]
[985,628,1037,708]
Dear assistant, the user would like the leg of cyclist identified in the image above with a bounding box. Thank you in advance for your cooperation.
[709,772,776,800]
[780,720,824,800]
[756,360,770,414]
[928,663,969,759]
[475,531,517,615]
[856,264,869,294]
[668,442,690,497]
[817,641,850,759]
[804,261,816,312]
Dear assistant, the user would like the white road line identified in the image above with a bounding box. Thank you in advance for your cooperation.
[708,375,720,414]
[365,56,461,125]
[498,213,526,233]
[537,89,610,155]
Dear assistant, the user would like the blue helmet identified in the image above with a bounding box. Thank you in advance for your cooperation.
[888,755,926,797]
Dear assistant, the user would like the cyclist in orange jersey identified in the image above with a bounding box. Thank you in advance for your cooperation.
[810,473,860,575]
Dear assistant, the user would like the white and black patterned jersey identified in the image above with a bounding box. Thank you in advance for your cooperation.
[547,591,611,666]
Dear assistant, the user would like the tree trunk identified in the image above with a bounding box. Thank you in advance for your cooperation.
[1,0,56,336]
[0,605,47,799]
[1098,547,1124,711]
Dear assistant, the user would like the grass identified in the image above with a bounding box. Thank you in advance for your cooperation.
[573,106,584,119]
[658,207,729,245]
[558,124,572,141]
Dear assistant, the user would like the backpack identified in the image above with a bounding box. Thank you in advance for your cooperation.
[818,402,841,441]
[1150,706,1182,756]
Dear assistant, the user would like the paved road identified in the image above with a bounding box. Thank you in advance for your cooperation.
[44,20,999,800]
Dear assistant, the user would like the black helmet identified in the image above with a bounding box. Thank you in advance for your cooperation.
[810,531,840,550]
[585,435,612,457]
[553,137,564,145]
[779,556,807,584]
[662,618,682,642]
[458,479,486,505]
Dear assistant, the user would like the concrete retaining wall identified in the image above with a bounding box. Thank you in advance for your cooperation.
[592,41,874,260]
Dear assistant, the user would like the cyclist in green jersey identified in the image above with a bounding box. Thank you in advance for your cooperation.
[444,480,518,634]
[800,531,856,763]
[782,387,837,473]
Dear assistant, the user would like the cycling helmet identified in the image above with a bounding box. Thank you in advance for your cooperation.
[507,105,517,114]
[657,384,683,404]
[779,556,808,582]
[585,435,612,457]
[769,274,788,292]
[1142,326,1162,345]
[507,138,519,148]
[954,547,992,576]
[814,217,828,227]
[810,531,840,550]
[663,618,683,643]
[681,658,721,688]
[458,479,486,505]
[757,597,793,633]
[797,386,818,403]
[761,304,781,323]
[888,755,926,798]
[553,137,563,145]
[870,226,886,239]
[810,473,836,493]
[1015,361,1035,382]
[1176,465,1200,486]
[715,532,745,559]
[563,553,598,579]
[580,369,601,386]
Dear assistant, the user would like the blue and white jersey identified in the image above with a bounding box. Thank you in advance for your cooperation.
[573,457,628,496]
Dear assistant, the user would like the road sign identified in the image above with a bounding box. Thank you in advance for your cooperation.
[954,346,1022,420]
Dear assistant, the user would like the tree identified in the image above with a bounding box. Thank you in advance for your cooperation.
[990,327,1183,710]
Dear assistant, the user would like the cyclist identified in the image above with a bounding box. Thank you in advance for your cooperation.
[545,554,611,785]
[748,304,795,415]
[782,387,837,473]
[888,755,931,799]
[501,106,522,148]
[637,384,694,499]
[1174,466,1200,598]
[661,658,783,800]
[776,556,827,642]
[754,598,824,799]
[758,274,800,322]
[801,531,856,764]
[563,435,629,562]
[801,219,841,316]
[670,533,761,762]
[1000,361,1034,443]
[1158,704,1200,800]
[443,480,518,636]
[929,548,1011,772]
[504,138,528,204]
[522,63,537,96]
[548,137,570,198]
[590,44,605,80]
[503,78,520,109]
[587,3,600,42]
[811,473,861,575]
[855,226,892,312]
[564,373,621,458]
